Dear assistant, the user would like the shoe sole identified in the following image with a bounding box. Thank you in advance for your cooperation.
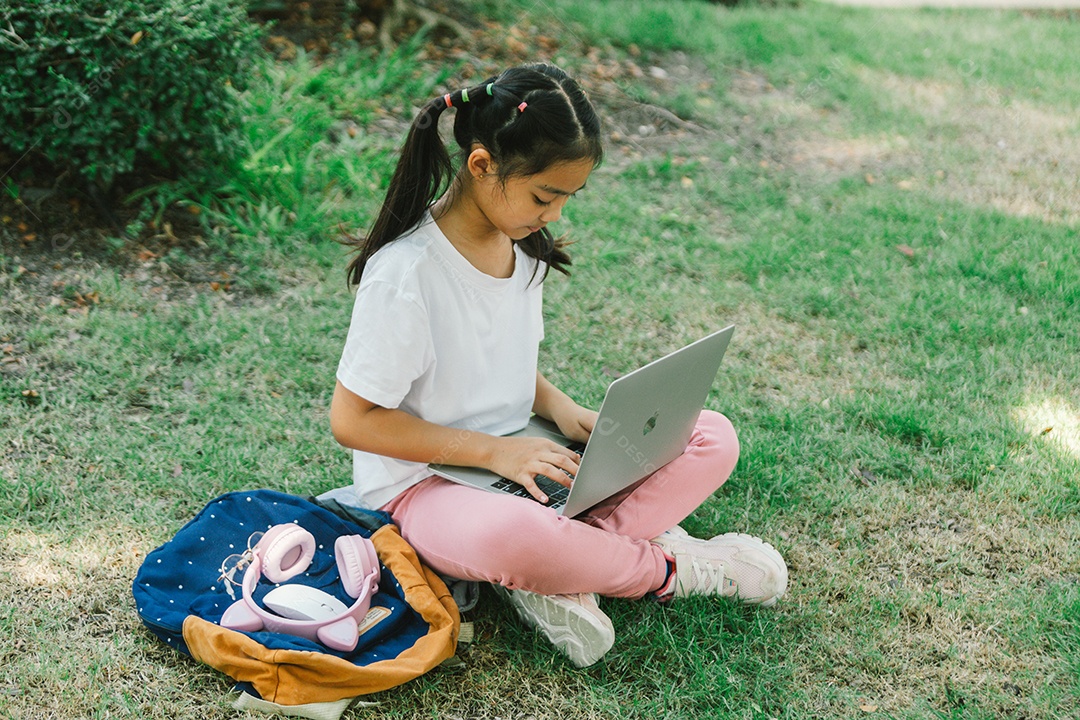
[709,532,788,607]
[494,587,614,668]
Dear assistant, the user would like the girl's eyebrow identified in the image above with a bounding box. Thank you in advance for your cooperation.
[536,182,587,196]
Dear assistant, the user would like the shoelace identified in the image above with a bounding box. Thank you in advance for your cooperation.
[686,556,728,594]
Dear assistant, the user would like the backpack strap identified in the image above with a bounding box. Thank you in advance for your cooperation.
[230,685,379,720]
[310,489,392,535]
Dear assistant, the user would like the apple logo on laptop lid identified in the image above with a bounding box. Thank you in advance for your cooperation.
[643,410,659,436]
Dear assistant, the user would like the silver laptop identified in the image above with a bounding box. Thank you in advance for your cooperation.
[428,325,735,518]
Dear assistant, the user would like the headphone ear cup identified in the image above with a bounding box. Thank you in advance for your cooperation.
[258,524,316,583]
[334,535,380,599]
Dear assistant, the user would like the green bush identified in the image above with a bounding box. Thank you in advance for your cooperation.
[0,0,263,193]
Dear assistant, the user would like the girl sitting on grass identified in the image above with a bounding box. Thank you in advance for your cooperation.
[329,62,787,667]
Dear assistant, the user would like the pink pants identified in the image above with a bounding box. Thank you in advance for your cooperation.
[381,410,739,599]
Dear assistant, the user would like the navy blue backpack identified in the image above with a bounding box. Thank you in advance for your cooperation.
[133,490,459,709]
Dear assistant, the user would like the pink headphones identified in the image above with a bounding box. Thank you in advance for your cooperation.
[219,524,380,652]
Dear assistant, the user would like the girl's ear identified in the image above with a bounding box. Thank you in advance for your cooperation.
[466,146,495,180]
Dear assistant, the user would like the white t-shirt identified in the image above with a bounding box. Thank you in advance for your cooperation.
[336,211,545,508]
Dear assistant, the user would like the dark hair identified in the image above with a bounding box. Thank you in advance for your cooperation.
[343,63,603,287]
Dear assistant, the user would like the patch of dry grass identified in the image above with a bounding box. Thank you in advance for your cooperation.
[0,524,238,719]
[859,66,1080,226]
[775,482,1079,717]
[732,61,1080,228]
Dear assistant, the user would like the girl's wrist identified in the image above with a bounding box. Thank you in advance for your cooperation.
[547,394,580,425]
[474,431,501,471]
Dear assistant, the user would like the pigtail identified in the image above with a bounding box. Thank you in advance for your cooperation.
[343,98,455,287]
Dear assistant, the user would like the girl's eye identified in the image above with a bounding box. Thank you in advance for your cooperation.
[533,196,552,207]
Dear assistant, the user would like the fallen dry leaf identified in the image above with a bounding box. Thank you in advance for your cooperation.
[896,244,916,258]
[72,291,100,307]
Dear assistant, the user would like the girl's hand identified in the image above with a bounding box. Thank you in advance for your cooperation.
[552,403,598,445]
[487,436,581,504]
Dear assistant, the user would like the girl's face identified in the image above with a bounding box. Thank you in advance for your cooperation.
[476,157,594,241]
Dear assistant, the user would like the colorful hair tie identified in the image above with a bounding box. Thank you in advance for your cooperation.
[461,87,470,103]
[517,101,528,112]
[486,83,494,96]
[443,93,453,108]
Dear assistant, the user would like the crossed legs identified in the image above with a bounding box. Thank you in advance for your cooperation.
[381,410,739,599]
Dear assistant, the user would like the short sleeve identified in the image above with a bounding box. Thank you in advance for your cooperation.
[336,279,432,409]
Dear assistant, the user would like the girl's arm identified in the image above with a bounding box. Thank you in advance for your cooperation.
[330,380,580,503]
[533,371,598,444]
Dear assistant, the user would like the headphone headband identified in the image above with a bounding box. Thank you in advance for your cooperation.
[220,525,380,652]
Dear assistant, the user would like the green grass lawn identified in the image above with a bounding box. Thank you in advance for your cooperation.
[2,1,1079,718]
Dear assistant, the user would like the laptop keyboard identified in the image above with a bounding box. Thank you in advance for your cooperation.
[492,475,570,507]
[490,441,586,508]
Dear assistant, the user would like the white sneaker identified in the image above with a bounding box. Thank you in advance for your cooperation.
[493,586,615,667]
[651,527,788,606]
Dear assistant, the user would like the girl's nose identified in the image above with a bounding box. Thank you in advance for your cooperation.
[540,197,567,223]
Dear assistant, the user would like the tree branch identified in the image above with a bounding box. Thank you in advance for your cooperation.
[378,0,468,52]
